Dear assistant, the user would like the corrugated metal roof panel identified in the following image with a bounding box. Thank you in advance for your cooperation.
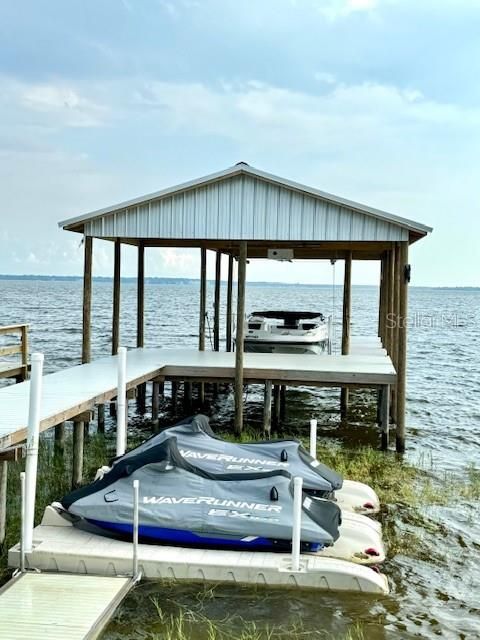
[82,171,413,242]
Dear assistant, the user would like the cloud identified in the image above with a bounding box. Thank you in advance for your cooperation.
[20,83,108,128]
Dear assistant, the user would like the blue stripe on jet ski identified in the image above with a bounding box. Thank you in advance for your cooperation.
[88,519,322,552]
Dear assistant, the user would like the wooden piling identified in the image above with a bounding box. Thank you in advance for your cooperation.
[273,385,281,429]
[378,255,387,343]
[97,405,105,434]
[387,247,396,356]
[72,421,84,488]
[280,385,286,421]
[112,239,121,356]
[184,381,192,410]
[392,243,401,422]
[379,385,390,450]
[54,422,65,456]
[135,241,146,409]
[152,380,160,427]
[82,236,93,365]
[0,461,7,544]
[263,380,272,436]
[214,251,221,351]
[171,381,178,415]
[199,248,207,351]
[226,254,234,352]
[396,241,409,453]
[234,242,247,434]
[340,251,352,415]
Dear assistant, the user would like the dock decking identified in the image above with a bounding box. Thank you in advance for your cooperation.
[0,342,395,450]
[0,572,134,640]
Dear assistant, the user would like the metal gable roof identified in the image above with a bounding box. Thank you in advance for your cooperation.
[58,162,432,240]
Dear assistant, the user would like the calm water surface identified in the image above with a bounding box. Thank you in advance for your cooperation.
[0,280,479,639]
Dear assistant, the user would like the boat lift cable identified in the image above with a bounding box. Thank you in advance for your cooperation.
[205,312,214,350]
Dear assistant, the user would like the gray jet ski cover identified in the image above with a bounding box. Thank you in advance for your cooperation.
[117,414,342,495]
[62,438,341,550]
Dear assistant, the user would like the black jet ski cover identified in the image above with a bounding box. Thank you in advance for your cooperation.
[62,438,341,551]
[118,414,342,494]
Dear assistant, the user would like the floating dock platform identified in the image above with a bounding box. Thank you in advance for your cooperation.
[8,507,389,595]
[0,571,135,640]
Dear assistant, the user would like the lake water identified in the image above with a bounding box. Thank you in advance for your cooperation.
[0,279,479,639]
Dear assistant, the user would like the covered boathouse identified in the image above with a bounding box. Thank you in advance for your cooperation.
[59,162,432,454]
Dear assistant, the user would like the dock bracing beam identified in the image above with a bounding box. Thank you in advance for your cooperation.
[234,242,247,434]
[226,255,234,352]
[396,241,409,453]
[340,251,352,416]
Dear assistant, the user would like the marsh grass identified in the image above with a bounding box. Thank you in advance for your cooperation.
[151,596,366,640]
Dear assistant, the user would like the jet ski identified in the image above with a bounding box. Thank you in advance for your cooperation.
[62,438,341,552]
[115,415,380,514]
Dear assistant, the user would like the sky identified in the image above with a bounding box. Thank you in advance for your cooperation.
[0,0,478,286]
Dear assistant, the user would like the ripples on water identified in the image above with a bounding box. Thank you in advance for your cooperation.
[0,280,479,639]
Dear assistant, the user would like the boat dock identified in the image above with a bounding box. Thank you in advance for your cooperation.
[0,572,135,639]
[0,343,395,453]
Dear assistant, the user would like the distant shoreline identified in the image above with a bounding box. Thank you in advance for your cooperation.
[0,274,477,290]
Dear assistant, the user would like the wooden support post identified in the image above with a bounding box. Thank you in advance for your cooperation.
[396,241,409,453]
[54,422,65,456]
[199,248,207,351]
[137,241,145,349]
[184,381,192,410]
[226,255,234,352]
[82,236,93,365]
[273,385,281,429]
[72,421,84,488]
[152,380,160,428]
[263,380,272,436]
[378,255,386,342]
[234,242,247,435]
[0,461,7,544]
[136,242,147,410]
[97,404,105,434]
[340,251,352,415]
[199,248,207,403]
[392,243,401,422]
[171,381,178,415]
[379,385,390,450]
[387,247,396,357]
[214,251,221,351]
[280,385,287,421]
[112,239,121,356]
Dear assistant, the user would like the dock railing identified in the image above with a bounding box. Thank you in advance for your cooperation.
[0,323,29,381]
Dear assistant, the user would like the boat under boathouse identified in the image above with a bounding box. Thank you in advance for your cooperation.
[57,162,432,455]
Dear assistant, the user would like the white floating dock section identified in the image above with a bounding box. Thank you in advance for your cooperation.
[0,344,396,450]
[0,572,133,640]
[8,507,389,595]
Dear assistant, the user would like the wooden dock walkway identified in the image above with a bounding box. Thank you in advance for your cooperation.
[0,344,395,451]
[0,572,134,639]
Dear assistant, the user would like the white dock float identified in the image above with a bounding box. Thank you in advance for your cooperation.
[8,507,389,595]
[0,571,134,640]
[0,344,396,450]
